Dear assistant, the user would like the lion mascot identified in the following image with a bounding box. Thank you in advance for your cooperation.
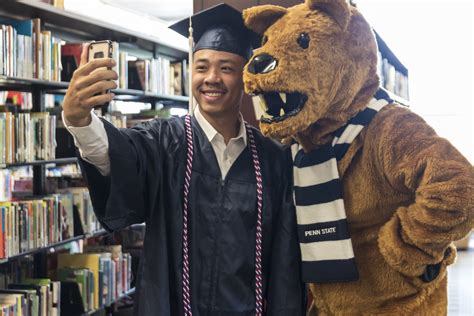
[242,0,473,314]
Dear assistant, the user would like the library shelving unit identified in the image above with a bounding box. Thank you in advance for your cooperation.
[0,0,189,190]
[0,0,188,314]
[374,30,410,106]
[0,229,108,265]
[349,0,410,105]
[1,0,188,59]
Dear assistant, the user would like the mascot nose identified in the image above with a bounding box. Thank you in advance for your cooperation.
[247,53,277,74]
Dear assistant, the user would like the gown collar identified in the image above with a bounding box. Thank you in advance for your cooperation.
[194,106,247,146]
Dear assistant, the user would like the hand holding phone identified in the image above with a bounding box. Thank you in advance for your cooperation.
[62,42,118,127]
[88,40,119,96]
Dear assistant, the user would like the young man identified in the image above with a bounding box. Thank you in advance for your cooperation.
[61,4,305,315]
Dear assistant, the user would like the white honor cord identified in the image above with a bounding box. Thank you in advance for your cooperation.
[188,17,195,116]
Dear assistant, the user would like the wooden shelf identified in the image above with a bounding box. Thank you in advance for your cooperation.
[0,0,187,60]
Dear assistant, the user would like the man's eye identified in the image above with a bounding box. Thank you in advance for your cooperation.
[195,66,207,71]
[222,67,234,72]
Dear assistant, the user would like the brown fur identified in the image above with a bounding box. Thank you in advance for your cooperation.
[243,0,474,314]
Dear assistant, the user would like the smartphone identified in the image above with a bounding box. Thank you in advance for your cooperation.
[88,40,119,96]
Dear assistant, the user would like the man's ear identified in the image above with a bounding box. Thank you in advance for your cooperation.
[243,5,287,35]
[305,0,351,30]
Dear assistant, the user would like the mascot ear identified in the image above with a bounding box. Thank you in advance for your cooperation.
[243,5,287,35]
[306,0,350,30]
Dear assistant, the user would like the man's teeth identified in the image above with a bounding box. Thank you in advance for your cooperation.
[204,92,223,96]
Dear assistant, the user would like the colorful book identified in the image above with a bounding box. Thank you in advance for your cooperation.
[60,43,82,82]
[57,267,89,311]
[57,253,100,310]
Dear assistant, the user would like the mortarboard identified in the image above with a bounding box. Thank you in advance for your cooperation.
[169,3,261,60]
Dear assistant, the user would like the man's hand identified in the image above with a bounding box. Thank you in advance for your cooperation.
[62,43,118,127]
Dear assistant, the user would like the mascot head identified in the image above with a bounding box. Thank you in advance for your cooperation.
[243,0,379,148]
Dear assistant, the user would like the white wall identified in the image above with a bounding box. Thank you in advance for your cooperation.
[357,0,473,163]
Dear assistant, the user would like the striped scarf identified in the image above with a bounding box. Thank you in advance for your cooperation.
[291,89,392,282]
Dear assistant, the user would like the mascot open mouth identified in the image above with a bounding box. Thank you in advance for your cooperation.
[252,91,307,123]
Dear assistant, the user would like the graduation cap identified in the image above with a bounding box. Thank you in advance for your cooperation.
[169,3,261,60]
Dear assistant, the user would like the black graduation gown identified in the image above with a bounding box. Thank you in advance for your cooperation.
[79,116,305,316]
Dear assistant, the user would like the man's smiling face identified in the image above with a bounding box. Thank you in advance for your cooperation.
[192,49,245,118]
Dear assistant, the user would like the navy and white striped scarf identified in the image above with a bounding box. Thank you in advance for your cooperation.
[291,89,392,282]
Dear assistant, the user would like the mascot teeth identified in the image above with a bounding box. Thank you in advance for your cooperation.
[259,95,267,110]
[251,95,268,112]
[254,91,307,123]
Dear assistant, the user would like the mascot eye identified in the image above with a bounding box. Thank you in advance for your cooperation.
[261,35,268,46]
[297,32,310,49]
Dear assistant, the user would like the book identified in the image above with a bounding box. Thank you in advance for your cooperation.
[57,253,100,310]
[118,51,128,89]
[32,18,42,79]
[0,288,39,316]
[8,283,45,316]
[171,61,183,96]
[22,278,60,316]
[0,202,5,258]
[57,267,90,311]
[5,112,15,164]
[0,114,5,164]
[128,60,145,91]
[60,43,82,82]
[58,193,74,240]
[0,25,4,76]
[56,187,99,235]
[6,19,34,79]
[0,293,23,316]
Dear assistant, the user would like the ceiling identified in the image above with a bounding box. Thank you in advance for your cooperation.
[101,0,193,22]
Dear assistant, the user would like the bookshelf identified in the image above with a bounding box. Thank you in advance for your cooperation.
[0,0,189,182]
[0,76,189,106]
[381,86,409,107]
[0,229,108,265]
[80,287,135,316]
[374,31,410,105]
[0,0,187,59]
[0,1,185,314]
[0,76,69,90]
[0,157,78,168]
